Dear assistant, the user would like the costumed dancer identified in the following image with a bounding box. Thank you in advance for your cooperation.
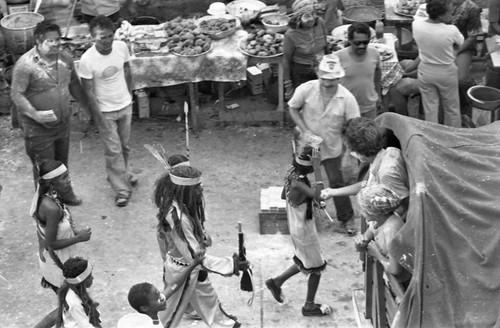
[154,165,248,328]
[265,130,332,317]
[56,257,101,327]
[31,159,92,328]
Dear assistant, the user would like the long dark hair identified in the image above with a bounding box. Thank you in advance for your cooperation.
[56,257,101,328]
[154,166,205,246]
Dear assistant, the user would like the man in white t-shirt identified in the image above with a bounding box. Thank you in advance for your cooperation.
[79,15,136,207]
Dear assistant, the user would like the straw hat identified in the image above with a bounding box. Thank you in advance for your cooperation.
[207,2,226,16]
[317,54,345,79]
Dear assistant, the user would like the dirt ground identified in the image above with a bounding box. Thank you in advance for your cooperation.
[0,110,364,328]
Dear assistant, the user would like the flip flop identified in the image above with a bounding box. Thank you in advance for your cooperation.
[265,278,284,303]
[302,303,332,317]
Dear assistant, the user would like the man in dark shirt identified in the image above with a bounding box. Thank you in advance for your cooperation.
[10,21,97,205]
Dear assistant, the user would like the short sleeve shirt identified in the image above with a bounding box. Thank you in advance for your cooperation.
[288,80,360,160]
[78,40,131,112]
[367,147,409,200]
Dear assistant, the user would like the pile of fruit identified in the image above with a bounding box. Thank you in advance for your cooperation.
[395,0,421,16]
[198,17,238,34]
[239,29,283,57]
[164,17,212,56]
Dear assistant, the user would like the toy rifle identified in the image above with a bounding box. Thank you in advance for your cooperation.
[238,221,254,306]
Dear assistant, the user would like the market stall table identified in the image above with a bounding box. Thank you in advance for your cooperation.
[128,29,248,129]
[384,0,417,58]
[128,28,285,128]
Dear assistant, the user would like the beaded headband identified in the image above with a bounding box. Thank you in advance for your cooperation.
[66,263,93,285]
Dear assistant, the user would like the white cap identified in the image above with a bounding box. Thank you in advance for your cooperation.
[117,313,155,328]
[317,54,345,79]
[207,2,226,16]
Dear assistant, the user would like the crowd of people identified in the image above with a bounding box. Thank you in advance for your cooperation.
[7,0,500,326]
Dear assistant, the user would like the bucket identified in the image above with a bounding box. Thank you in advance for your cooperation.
[467,86,500,111]
[1,12,44,56]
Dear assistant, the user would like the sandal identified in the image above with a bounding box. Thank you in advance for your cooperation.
[115,196,129,207]
[342,218,357,236]
[265,278,284,303]
[302,303,332,317]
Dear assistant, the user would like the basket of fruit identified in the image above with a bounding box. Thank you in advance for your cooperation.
[164,17,213,57]
[261,13,289,34]
[197,14,241,40]
[239,30,283,58]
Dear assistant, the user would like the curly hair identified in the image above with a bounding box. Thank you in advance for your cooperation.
[426,0,449,20]
[347,22,371,41]
[154,166,205,248]
[89,15,115,35]
[128,282,154,313]
[341,117,383,157]
[56,257,101,328]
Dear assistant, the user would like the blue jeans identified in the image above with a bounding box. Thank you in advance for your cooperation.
[322,156,354,222]
[98,104,132,199]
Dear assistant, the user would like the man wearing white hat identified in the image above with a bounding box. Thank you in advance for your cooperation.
[288,53,360,235]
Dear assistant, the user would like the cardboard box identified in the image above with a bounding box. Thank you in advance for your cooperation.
[247,66,263,85]
[259,187,288,234]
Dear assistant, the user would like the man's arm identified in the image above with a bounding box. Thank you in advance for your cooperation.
[288,106,309,133]
[80,78,106,128]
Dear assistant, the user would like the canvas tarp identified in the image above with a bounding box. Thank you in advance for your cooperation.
[375,113,500,328]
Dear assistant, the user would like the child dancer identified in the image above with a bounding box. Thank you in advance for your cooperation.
[56,257,100,327]
[265,132,332,317]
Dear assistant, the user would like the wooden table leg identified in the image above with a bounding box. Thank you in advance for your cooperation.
[218,82,225,110]
[188,82,199,130]
[277,62,284,127]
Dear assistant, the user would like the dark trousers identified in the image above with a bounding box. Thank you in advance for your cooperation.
[322,156,354,222]
[24,124,70,185]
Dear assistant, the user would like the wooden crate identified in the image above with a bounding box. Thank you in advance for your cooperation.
[259,186,288,234]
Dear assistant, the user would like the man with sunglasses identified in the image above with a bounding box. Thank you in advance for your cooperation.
[335,22,382,120]
[288,54,360,236]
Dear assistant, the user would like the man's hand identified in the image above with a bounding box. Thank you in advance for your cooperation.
[320,188,335,200]
[34,110,58,124]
